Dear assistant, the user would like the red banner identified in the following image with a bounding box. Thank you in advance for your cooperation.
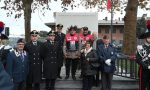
[107,0,111,10]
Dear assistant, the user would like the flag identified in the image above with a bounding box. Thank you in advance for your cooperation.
[107,0,111,10]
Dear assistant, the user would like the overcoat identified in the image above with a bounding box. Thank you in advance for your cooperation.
[24,41,43,83]
[41,40,60,79]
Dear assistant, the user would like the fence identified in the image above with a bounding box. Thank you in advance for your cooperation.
[114,54,139,79]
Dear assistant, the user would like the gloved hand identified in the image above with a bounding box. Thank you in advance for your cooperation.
[105,59,111,66]
[86,58,89,61]
[148,66,150,69]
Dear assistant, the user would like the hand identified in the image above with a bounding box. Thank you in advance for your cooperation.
[87,58,89,61]
[105,59,111,66]
[148,66,150,69]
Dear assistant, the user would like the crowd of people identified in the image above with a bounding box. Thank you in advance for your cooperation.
[1,21,150,90]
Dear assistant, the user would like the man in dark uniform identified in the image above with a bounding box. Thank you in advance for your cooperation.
[55,24,65,79]
[6,38,28,90]
[41,30,60,90]
[63,26,81,80]
[136,20,150,90]
[24,30,43,90]
[97,35,117,90]
[0,21,14,90]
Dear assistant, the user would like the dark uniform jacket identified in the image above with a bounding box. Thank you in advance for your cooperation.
[24,41,43,83]
[55,32,65,67]
[0,61,14,90]
[97,44,117,73]
[6,50,29,83]
[41,40,60,79]
[81,49,99,76]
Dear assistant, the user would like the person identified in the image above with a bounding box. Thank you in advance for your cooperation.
[24,30,43,90]
[55,24,65,79]
[81,40,99,90]
[6,38,28,90]
[92,32,103,86]
[136,20,150,90]
[79,26,93,78]
[97,35,117,90]
[63,25,81,80]
[41,30,60,90]
[0,21,14,90]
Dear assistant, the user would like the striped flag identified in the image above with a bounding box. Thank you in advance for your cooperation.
[107,0,111,10]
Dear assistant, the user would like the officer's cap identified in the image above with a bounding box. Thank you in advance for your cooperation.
[56,24,63,28]
[0,34,9,40]
[47,30,55,36]
[138,31,150,39]
[30,30,39,35]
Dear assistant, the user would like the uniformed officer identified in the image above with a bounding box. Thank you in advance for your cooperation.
[55,24,65,79]
[0,21,13,90]
[136,20,150,90]
[24,30,43,90]
[97,35,117,90]
[41,30,60,90]
[63,25,81,80]
[6,38,28,90]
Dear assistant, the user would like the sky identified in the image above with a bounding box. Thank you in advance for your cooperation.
[0,0,150,35]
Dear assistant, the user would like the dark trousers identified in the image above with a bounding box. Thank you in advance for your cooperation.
[57,67,62,76]
[94,69,100,86]
[82,75,94,90]
[101,72,113,90]
[139,68,150,90]
[14,81,26,90]
[65,58,79,76]
[26,82,40,90]
[45,79,56,90]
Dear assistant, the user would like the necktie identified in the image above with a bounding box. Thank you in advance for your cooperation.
[20,52,24,62]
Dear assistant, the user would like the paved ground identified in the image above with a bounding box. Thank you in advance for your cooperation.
[40,66,138,90]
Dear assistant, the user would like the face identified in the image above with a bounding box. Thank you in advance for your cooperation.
[57,27,62,33]
[103,38,110,45]
[146,37,150,43]
[83,30,88,35]
[31,35,38,42]
[85,43,91,49]
[48,35,55,41]
[17,42,25,50]
[70,29,76,35]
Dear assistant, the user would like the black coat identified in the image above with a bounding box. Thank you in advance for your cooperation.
[24,41,43,83]
[55,32,65,67]
[41,40,60,79]
[81,49,99,76]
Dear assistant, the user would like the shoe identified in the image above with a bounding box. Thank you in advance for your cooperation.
[72,76,76,80]
[57,76,62,79]
[65,75,69,79]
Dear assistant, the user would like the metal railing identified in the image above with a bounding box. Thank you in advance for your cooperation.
[114,54,139,79]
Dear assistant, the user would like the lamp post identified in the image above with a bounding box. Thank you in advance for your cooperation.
[110,0,113,44]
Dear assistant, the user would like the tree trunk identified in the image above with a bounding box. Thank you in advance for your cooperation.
[123,0,138,55]
[23,1,32,42]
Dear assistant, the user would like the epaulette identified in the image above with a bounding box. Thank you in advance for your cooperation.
[137,45,146,58]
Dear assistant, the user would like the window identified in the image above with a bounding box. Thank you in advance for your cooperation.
[98,28,101,33]
[120,27,124,33]
[105,28,109,34]
[112,28,116,33]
